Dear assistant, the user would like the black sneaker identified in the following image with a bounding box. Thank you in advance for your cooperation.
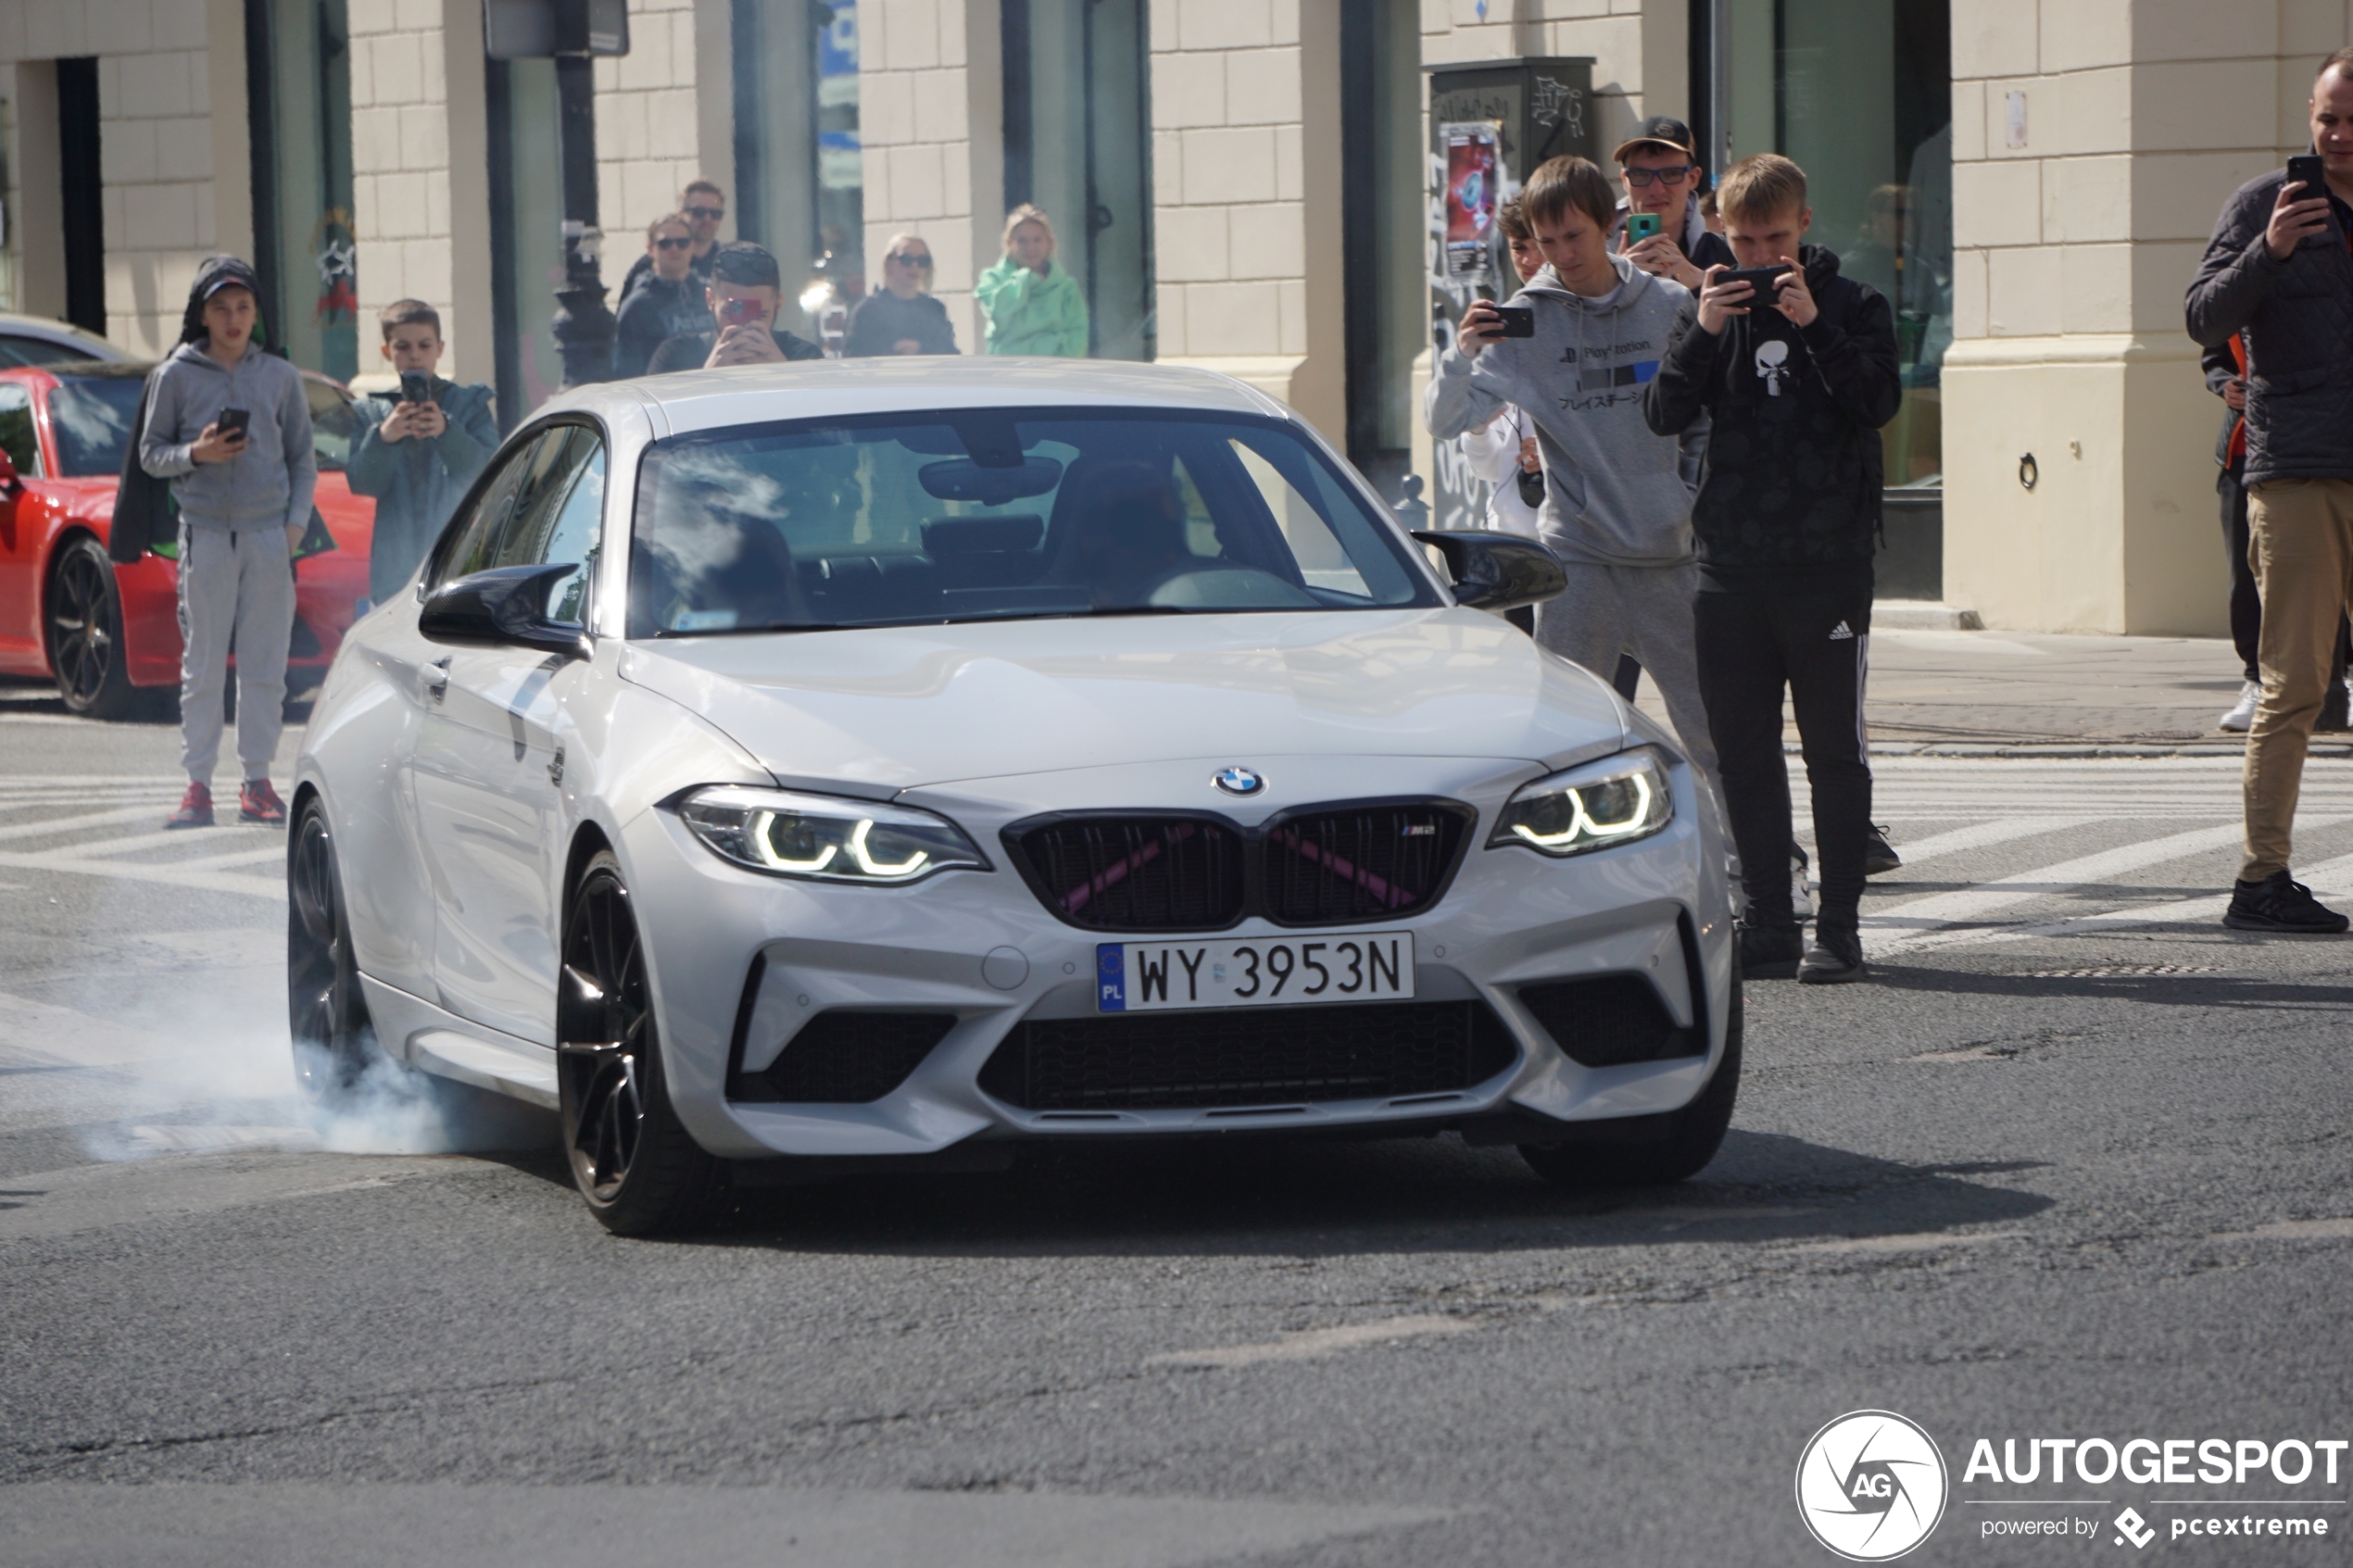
[1799,923,1868,984]
[1865,824,1902,876]
[1739,914,1804,979]
[2223,871,2349,934]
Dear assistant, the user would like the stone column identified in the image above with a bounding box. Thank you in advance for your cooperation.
[1941,1,2335,634]
[1146,0,1343,441]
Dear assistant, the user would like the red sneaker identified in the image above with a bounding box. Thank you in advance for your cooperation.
[238,779,287,826]
[165,782,214,829]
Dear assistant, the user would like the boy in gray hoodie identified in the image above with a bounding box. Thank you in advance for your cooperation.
[1424,155,1716,780]
[140,256,317,829]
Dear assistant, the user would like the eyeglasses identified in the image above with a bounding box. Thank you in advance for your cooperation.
[1623,165,1697,187]
[654,236,693,249]
[887,253,932,268]
[684,206,724,220]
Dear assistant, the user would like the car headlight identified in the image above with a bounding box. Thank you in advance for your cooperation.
[1488,747,1674,857]
[676,785,990,884]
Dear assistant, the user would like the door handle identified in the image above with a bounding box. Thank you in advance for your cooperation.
[424,657,450,703]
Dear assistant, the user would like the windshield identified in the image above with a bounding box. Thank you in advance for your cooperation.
[626,408,1437,637]
[46,373,361,478]
[47,376,145,478]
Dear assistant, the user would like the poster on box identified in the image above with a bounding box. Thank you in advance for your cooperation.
[1441,121,1502,280]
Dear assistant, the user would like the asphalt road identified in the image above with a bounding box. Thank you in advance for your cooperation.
[4,683,2350,1568]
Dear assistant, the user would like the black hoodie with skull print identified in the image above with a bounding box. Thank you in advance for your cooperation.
[1641,244,1901,590]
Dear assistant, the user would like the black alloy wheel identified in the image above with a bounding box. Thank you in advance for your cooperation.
[558,851,723,1236]
[48,536,142,719]
[1518,960,1743,1187]
[288,797,378,1099]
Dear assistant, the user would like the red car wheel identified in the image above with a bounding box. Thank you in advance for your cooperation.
[47,536,145,720]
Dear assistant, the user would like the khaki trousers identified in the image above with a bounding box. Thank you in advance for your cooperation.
[2243,477,2353,880]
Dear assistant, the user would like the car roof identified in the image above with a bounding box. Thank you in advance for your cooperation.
[0,313,133,361]
[0,358,359,400]
[545,357,1293,436]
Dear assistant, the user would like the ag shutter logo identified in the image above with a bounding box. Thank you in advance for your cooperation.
[1796,1411,1950,1562]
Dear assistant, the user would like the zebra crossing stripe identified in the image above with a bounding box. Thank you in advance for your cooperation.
[1865,820,2346,957]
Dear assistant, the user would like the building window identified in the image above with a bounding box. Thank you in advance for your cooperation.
[1719,0,1950,487]
[245,0,358,382]
[735,0,864,345]
[1000,0,1155,359]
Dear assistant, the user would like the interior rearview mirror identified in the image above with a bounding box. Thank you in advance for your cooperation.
[420,563,591,660]
[1411,530,1566,614]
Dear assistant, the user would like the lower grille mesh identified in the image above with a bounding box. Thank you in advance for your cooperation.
[978,1000,1517,1111]
[736,1010,956,1103]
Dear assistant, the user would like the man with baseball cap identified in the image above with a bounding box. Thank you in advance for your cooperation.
[1613,116,1736,291]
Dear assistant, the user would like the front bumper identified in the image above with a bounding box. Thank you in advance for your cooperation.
[616,752,1732,1161]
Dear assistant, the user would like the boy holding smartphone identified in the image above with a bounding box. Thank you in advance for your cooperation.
[139,255,317,829]
[1612,117,1736,289]
[1642,154,1902,984]
[1424,155,1719,786]
[347,300,498,607]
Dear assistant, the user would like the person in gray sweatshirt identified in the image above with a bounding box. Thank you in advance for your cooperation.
[140,255,317,829]
[1424,154,1716,779]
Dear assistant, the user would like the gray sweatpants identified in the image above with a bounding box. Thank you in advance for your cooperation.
[177,523,295,784]
[1535,559,1719,782]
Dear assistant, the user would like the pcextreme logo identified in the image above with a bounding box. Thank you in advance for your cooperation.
[1797,1410,1951,1561]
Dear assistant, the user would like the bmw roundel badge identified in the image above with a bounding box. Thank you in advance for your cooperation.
[1213,766,1265,797]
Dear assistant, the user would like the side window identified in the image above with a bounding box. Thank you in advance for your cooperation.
[0,336,98,370]
[500,431,605,625]
[305,379,359,471]
[0,384,37,476]
[432,431,556,586]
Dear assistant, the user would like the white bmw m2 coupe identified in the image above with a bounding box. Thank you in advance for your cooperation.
[288,359,1738,1234]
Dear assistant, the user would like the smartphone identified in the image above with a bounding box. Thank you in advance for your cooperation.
[716,297,764,329]
[2287,155,2326,196]
[1718,266,1791,301]
[398,370,431,405]
[1625,211,1663,244]
[1493,306,1537,338]
[216,408,251,443]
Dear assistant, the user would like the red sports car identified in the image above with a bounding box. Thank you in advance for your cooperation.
[0,360,376,718]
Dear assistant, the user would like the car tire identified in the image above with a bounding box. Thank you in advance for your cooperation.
[1517,958,1743,1188]
[558,850,724,1236]
[47,536,144,720]
[287,795,382,1099]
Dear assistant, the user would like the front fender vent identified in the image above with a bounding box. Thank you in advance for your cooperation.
[732,1010,956,1104]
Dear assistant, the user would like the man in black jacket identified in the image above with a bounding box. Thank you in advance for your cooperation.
[2185,47,2353,934]
[646,243,825,373]
[1643,153,1902,984]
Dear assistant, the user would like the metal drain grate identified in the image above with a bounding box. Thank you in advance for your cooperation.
[2023,964,2221,979]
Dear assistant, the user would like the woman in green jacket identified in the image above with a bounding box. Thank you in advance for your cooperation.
[976,205,1089,357]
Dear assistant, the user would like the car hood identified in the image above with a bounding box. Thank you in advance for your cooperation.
[616,608,1632,798]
